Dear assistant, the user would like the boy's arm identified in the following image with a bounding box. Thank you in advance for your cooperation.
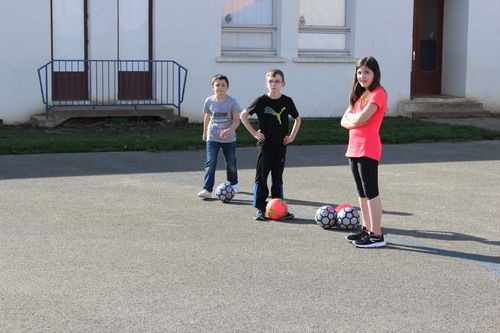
[284,116,301,145]
[240,109,265,141]
[202,112,210,141]
[220,112,241,138]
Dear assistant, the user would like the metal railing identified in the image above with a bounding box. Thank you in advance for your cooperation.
[37,60,188,118]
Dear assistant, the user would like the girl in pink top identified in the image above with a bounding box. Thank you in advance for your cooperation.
[341,56,387,248]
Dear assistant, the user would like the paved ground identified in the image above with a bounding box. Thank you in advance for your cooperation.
[423,116,500,131]
[1,141,499,332]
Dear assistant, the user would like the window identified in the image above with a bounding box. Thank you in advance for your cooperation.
[52,0,85,60]
[298,0,349,57]
[221,0,276,56]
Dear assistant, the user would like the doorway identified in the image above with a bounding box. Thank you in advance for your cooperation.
[51,0,153,101]
[51,0,89,101]
[117,0,153,100]
[411,0,444,96]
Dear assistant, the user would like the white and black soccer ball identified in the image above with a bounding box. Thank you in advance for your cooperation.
[336,207,360,230]
[315,205,338,229]
[215,183,235,203]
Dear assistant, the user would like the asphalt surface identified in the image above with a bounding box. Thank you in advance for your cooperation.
[423,116,500,131]
[1,140,499,332]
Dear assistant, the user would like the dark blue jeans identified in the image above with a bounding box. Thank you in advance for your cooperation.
[203,140,238,192]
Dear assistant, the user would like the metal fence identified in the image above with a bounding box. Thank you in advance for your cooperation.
[38,60,188,118]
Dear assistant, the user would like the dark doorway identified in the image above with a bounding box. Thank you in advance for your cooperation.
[51,0,89,101]
[117,0,153,100]
[411,0,444,96]
[51,0,153,102]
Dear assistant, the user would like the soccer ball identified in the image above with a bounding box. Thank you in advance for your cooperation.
[336,207,360,230]
[315,205,338,229]
[335,203,353,213]
[215,183,235,203]
[266,198,288,220]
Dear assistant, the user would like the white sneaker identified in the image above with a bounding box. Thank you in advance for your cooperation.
[197,189,212,199]
[227,183,239,193]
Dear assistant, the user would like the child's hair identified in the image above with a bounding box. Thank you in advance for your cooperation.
[266,69,285,82]
[212,74,229,87]
[349,56,381,106]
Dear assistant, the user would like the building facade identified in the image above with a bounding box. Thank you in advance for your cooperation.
[0,0,499,124]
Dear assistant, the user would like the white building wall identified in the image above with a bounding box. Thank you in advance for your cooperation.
[156,0,413,122]
[465,0,500,113]
[154,0,358,122]
[442,0,468,97]
[154,0,226,122]
[353,0,414,114]
[1,0,499,125]
[0,0,51,124]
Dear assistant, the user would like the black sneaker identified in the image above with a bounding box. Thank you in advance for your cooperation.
[345,227,368,243]
[282,212,294,220]
[353,233,386,248]
[254,209,265,221]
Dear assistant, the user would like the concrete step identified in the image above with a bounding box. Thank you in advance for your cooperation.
[31,115,58,128]
[409,109,491,118]
[31,105,188,128]
[398,97,491,118]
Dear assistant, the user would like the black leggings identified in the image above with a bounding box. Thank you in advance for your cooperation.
[349,157,379,200]
[254,146,286,210]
